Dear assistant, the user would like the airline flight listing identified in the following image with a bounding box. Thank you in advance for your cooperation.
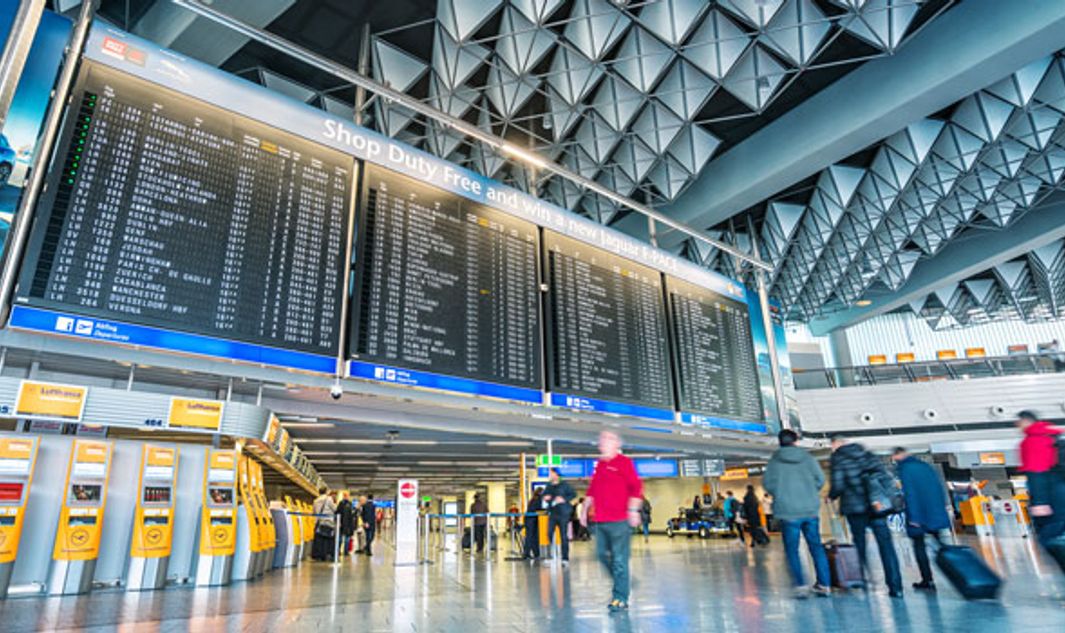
[351,164,541,388]
[545,231,672,409]
[18,64,351,355]
[667,276,763,422]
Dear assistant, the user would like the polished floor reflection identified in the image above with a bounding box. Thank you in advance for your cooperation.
[3,533,1065,632]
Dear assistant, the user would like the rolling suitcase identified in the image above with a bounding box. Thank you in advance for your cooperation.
[825,542,865,589]
[462,527,472,550]
[935,545,1001,600]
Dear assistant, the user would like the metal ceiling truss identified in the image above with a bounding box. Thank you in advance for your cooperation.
[217,0,936,234]
[724,52,1065,322]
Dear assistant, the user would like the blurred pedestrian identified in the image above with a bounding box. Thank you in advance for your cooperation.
[892,448,951,591]
[723,491,744,544]
[639,496,652,543]
[1017,411,1065,547]
[543,467,577,565]
[743,485,769,547]
[337,491,355,557]
[470,493,488,554]
[524,489,542,560]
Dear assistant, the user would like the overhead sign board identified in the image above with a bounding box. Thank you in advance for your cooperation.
[15,380,87,422]
[167,398,224,432]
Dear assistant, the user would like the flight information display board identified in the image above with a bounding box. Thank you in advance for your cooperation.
[667,276,763,424]
[15,63,353,359]
[544,230,672,415]
[349,164,541,393]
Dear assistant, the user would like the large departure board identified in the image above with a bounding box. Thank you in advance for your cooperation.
[16,63,353,356]
[544,231,672,409]
[350,164,541,388]
[667,276,763,422]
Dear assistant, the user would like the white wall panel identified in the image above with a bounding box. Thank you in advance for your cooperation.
[843,312,1065,365]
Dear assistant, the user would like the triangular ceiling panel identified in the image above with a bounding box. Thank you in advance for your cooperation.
[843,0,919,52]
[721,0,785,28]
[496,6,557,76]
[547,46,604,105]
[654,59,717,121]
[613,27,674,93]
[721,44,788,111]
[485,63,539,118]
[511,0,565,25]
[685,9,750,81]
[666,124,721,174]
[438,0,503,42]
[639,0,709,46]
[372,37,428,93]
[432,26,489,90]
[762,0,830,66]
[564,0,632,61]
[591,76,645,131]
[631,101,685,153]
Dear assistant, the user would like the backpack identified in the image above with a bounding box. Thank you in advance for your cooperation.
[864,464,904,517]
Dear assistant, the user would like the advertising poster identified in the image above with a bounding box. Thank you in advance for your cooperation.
[0,4,71,250]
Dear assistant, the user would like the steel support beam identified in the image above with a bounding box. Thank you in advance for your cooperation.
[640,0,1065,250]
[807,192,1065,335]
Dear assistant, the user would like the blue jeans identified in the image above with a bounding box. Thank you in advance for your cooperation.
[781,518,831,587]
[846,514,903,593]
[595,521,632,602]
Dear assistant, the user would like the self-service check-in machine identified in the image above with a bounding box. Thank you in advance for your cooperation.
[0,436,39,599]
[232,454,264,581]
[301,499,314,556]
[48,439,114,595]
[195,448,238,587]
[126,444,179,590]
[250,461,275,573]
[283,495,302,566]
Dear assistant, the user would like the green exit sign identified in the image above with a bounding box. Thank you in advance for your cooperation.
[421,495,432,503]
[536,454,562,467]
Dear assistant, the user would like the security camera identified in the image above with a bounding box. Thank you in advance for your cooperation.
[330,380,343,400]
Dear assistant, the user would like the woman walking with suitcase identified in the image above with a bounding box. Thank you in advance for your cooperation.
[743,485,769,547]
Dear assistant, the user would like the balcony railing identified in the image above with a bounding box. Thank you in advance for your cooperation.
[793,353,1064,390]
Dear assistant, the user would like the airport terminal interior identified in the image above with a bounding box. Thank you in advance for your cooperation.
[1,0,1065,631]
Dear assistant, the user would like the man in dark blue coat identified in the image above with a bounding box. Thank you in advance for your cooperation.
[892,448,952,591]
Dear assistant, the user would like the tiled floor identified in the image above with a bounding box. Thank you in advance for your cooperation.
[3,532,1065,632]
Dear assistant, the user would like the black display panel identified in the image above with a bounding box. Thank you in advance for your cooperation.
[16,63,352,355]
[544,231,672,408]
[666,276,763,422]
[350,163,541,388]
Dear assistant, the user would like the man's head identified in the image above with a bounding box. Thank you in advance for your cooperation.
[778,429,799,447]
[328,489,337,499]
[549,467,560,484]
[830,435,847,452]
[892,447,909,462]
[342,491,350,500]
[368,494,374,501]
[359,495,367,505]
[318,485,328,496]
[598,429,622,459]
[1017,410,1039,430]
[725,491,733,498]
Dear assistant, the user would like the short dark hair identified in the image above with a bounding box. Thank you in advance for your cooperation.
[550,467,561,477]
[1018,410,1039,422]
[893,447,908,456]
[778,429,799,446]
[829,434,847,443]
[367,493,374,500]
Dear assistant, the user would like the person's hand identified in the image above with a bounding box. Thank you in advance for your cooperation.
[627,509,641,528]
[871,501,883,512]
[1031,504,1054,517]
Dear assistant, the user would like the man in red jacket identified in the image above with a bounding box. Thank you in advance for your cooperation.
[581,429,643,613]
[1017,410,1065,546]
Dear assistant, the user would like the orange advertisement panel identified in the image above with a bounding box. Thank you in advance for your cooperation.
[168,398,224,432]
[896,352,915,363]
[720,467,748,481]
[53,440,113,562]
[979,452,1006,465]
[867,355,888,365]
[965,347,987,358]
[1007,344,1029,356]
[15,380,87,422]
[0,436,39,563]
[937,350,958,360]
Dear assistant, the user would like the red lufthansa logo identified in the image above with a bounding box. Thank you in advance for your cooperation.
[400,482,416,499]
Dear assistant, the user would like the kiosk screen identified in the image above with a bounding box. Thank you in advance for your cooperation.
[0,482,24,502]
[143,486,171,504]
[208,487,233,505]
[69,483,102,504]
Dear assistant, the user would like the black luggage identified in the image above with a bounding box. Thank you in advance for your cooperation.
[1046,536,1065,573]
[311,532,332,561]
[749,526,770,545]
[462,527,472,550]
[825,542,864,589]
[935,544,1002,600]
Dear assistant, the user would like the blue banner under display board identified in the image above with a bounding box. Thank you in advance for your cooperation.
[348,360,542,404]
[9,306,338,373]
[548,393,675,422]
[679,412,768,434]
[537,458,678,479]
[0,6,71,253]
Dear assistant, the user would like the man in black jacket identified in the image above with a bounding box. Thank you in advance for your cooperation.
[542,468,577,565]
[337,492,355,557]
[470,493,488,554]
[359,494,377,556]
[829,437,903,598]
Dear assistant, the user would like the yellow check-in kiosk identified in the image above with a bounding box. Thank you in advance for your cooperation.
[126,444,179,590]
[250,461,275,574]
[195,448,238,586]
[48,439,114,595]
[301,499,315,556]
[0,436,40,599]
[283,495,302,566]
[232,454,264,581]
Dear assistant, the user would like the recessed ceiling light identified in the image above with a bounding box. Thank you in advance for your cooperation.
[855,299,873,307]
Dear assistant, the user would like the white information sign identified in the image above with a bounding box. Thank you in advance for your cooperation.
[395,478,420,566]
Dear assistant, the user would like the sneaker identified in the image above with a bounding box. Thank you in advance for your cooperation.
[888,589,904,599]
[793,585,811,600]
[912,581,936,592]
[562,560,569,567]
[811,584,832,597]
[608,600,629,612]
